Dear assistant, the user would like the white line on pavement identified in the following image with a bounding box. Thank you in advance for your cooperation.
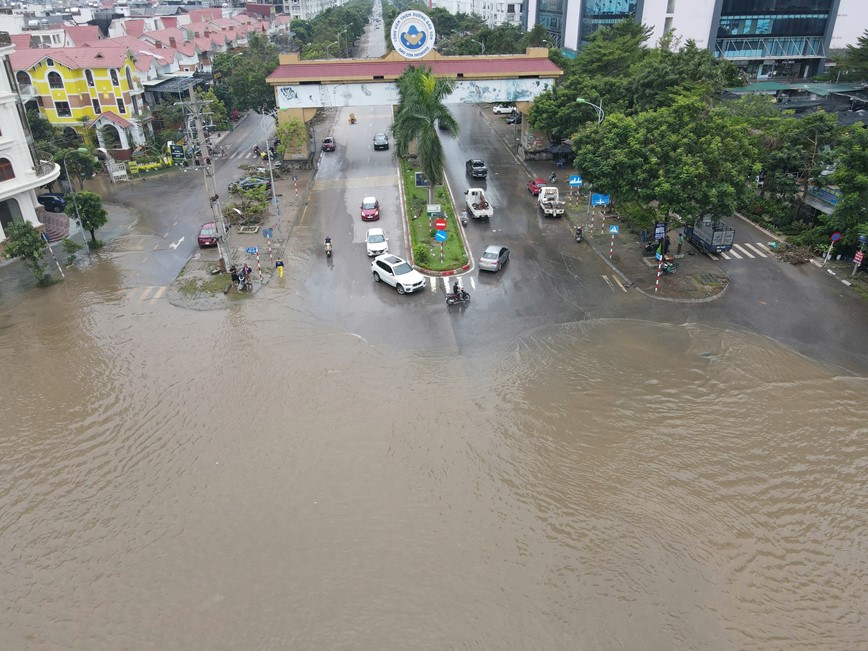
[744,242,767,257]
[149,286,167,304]
[612,275,627,292]
[728,249,743,260]
[733,243,755,259]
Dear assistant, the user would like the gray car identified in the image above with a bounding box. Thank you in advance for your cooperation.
[479,244,510,272]
[373,132,389,150]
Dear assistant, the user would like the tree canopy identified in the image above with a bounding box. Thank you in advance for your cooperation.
[66,190,108,245]
[3,220,49,284]
[212,33,279,113]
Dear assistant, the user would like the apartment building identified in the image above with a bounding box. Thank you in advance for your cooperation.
[0,32,61,244]
[432,0,524,27]
[524,0,868,79]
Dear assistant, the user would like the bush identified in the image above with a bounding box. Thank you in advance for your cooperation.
[61,238,83,265]
[413,244,429,264]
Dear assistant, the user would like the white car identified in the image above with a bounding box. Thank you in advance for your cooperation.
[492,104,515,115]
[365,227,389,257]
[371,254,426,294]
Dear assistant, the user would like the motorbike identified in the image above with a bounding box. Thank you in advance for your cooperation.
[325,237,333,257]
[549,172,557,184]
[575,225,583,242]
[253,145,260,157]
[445,287,470,306]
[661,261,677,275]
[642,240,659,257]
[231,265,252,291]
[349,113,357,125]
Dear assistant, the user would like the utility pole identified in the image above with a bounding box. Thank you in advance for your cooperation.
[176,87,232,269]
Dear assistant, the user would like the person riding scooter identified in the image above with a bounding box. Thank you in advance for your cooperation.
[574,225,583,242]
[349,113,357,124]
[324,236,333,257]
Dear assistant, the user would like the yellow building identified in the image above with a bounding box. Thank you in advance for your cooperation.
[11,46,148,150]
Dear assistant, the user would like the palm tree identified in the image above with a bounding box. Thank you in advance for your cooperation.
[391,65,459,203]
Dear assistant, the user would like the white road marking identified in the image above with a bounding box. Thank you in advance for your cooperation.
[602,275,614,291]
[139,286,153,302]
[728,249,743,259]
[162,232,169,238]
[149,286,167,304]
[709,253,720,260]
[169,236,185,250]
[744,242,767,257]
[612,275,627,292]
[468,276,476,290]
[153,244,159,250]
[717,252,729,260]
[733,243,755,259]
[757,242,772,252]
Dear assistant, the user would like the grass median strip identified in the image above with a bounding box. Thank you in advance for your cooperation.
[401,159,469,272]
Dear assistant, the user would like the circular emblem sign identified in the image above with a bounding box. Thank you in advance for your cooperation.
[391,10,436,59]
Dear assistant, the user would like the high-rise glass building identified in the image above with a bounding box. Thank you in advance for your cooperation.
[522,0,866,79]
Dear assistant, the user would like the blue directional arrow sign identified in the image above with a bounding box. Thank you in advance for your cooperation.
[246,247,259,254]
[434,230,448,243]
[569,175,583,187]
[592,193,610,206]
[262,228,273,239]
[609,225,619,234]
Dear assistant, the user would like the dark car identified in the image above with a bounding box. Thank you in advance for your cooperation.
[465,159,488,179]
[230,176,271,193]
[197,222,219,247]
[373,132,390,150]
[506,113,522,125]
[37,193,67,213]
[527,178,546,196]
[322,137,336,152]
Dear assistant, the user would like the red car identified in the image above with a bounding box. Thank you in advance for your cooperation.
[198,222,219,247]
[322,137,336,152]
[360,196,380,221]
[527,178,546,196]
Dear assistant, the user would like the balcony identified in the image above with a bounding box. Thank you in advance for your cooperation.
[18,84,37,100]
[33,150,56,178]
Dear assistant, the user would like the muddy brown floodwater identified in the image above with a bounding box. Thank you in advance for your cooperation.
[1,268,866,650]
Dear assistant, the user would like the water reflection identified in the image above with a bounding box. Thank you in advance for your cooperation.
[0,286,865,649]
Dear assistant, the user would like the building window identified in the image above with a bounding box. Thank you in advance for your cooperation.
[92,98,101,114]
[48,71,64,89]
[667,0,676,12]
[0,158,15,182]
[86,70,94,86]
[110,69,119,86]
[46,58,54,66]
[116,98,125,113]
[125,66,133,88]
[55,101,72,117]
[16,70,31,87]
[664,17,673,32]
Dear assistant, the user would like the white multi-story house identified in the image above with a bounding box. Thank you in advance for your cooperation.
[0,32,61,245]
[432,0,523,28]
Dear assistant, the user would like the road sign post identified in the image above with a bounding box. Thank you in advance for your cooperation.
[41,232,64,279]
[435,229,447,262]
[823,231,842,267]
[853,250,864,277]
[609,224,619,259]
[263,229,274,270]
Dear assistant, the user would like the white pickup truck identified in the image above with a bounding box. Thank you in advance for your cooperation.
[465,188,493,221]
[538,186,565,217]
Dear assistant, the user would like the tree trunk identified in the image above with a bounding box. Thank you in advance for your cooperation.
[89,228,97,243]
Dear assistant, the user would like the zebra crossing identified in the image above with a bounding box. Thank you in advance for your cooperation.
[430,275,476,293]
[128,285,168,305]
[228,149,268,161]
[709,242,773,261]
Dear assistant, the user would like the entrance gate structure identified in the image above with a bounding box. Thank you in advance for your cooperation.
[265,47,563,163]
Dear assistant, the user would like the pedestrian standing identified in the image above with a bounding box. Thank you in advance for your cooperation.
[275,258,285,278]
[640,228,648,244]
[677,233,684,255]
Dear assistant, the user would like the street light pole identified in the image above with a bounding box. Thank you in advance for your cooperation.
[260,113,281,235]
[62,146,91,256]
[576,97,604,124]
[325,41,339,59]
[471,39,485,55]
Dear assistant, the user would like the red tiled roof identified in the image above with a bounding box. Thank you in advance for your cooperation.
[9,33,31,50]
[65,25,100,46]
[10,46,133,72]
[124,19,146,37]
[267,56,562,83]
[91,110,132,128]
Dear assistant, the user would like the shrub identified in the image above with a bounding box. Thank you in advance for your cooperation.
[413,244,429,264]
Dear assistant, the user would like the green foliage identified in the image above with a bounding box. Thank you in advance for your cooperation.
[212,33,279,113]
[827,125,868,249]
[275,115,307,157]
[226,186,270,224]
[2,220,49,282]
[198,88,228,130]
[61,237,84,265]
[413,244,429,264]
[57,148,100,189]
[835,29,868,80]
[392,65,458,203]
[66,191,107,244]
[573,93,760,221]
[27,109,56,142]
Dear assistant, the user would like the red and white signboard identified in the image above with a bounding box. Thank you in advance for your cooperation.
[855,251,864,265]
[434,218,447,230]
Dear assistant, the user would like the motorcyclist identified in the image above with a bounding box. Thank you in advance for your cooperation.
[229,265,239,284]
[549,171,557,184]
[575,225,583,241]
[324,236,332,254]
[253,145,260,157]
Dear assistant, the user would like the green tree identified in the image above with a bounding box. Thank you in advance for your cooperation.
[198,88,228,130]
[3,220,49,284]
[66,190,107,246]
[391,65,459,203]
[212,33,279,113]
[573,93,760,223]
[837,29,868,80]
[26,109,56,143]
[826,126,868,247]
[275,115,307,158]
[226,185,270,224]
[58,148,100,190]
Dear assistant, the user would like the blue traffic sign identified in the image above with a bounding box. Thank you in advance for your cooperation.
[654,222,666,240]
[569,175,583,187]
[246,247,259,254]
[609,225,619,234]
[434,230,448,243]
[262,228,273,239]
[592,193,610,206]
[830,231,842,242]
